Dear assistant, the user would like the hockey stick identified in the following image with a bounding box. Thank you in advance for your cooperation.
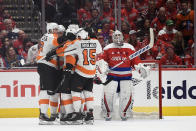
[110,28,154,70]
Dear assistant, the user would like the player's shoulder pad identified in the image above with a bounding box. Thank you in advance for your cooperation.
[103,43,116,50]
[123,43,135,51]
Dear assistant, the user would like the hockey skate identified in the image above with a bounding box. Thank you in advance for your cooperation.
[60,113,73,125]
[68,112,83,125]
[84,109,94,125]
[39,113,53,125]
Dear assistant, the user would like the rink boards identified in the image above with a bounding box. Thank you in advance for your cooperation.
[0,69,196,118]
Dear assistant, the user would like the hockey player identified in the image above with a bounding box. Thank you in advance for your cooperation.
[98,30,149,121]
[58,29,103,124]
[37,22,63,125]
[55,25,79,125]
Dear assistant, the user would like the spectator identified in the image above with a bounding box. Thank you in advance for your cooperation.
[133,0,149,13]
[77,0,92,25]
[121,21,131,42]
[86,8,102,33]
[18,38,34,61]
[121,0,139,25]
[184,43,194,68]
[128,30,140,50]
[100,0,115,30]
[97,34,106,48]
[151,7,167,36]
[0,54,5,68]
[4,45,24,68]
[0,36,12,57]
[3,19,19,40]
[0,30,8,47]
[171,31,185,56]
[158,19,178,44]
[160,45,182,65]
[98,21,111,46]
[13,30,26,50]
[165,0,178,22]
[141,0,158,21]
[101,0,113,19]
[176,0,194,47]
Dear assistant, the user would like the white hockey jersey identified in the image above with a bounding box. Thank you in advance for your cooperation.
[63,38,103,78]
[36,33,63,68]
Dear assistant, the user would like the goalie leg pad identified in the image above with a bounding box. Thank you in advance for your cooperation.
[102,81,118,119]
[119,80,134,119]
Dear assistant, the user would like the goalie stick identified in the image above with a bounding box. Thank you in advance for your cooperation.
[111,28,154,70]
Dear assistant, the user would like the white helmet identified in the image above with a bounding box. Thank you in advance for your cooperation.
[46,22,59,33]
[112,30,124,46]
[68,24,79,31]
[77,28,88,39]
[58,25,65,33]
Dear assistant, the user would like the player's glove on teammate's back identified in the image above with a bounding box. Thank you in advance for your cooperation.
[45,50,56,61]
[63,63,73,77]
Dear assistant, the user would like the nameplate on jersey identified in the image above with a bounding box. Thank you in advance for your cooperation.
[81,43,97,48]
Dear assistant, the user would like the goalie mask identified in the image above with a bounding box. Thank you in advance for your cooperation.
[112,30,124,46]
[46,22,59,34]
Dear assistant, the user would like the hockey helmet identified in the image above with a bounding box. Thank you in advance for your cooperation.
[112,30,124,46]
[77,28,89,39]
[46,22,59,34]
[58,25,65,33]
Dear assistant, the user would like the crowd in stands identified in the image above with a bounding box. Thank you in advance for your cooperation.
[0,0,195,69]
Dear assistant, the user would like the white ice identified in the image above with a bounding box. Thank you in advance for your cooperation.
[0,116,195,131]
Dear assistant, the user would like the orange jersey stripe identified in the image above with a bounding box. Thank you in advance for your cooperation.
[37,55,43,61]
[39,99,49,105]
[61,99,73,105]
[81,98,85,104]
[85,97,94,102]
[50,101,58,107]
[66,55,76,65]
[76,64,96,75]
[72,96,81,102]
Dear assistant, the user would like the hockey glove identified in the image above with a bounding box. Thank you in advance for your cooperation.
[135,63,150,79]
[93,76,102,85]
[63,63,73,77]
[45,50,56,61]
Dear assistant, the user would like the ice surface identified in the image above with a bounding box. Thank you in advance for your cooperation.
[0,116,195,131]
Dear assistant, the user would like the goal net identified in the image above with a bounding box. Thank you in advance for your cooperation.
[93,60,162,120]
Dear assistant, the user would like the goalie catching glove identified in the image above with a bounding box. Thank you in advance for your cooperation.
[134,63,150,79]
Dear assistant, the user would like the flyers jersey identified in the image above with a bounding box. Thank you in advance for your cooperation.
[36,33,63,69]
[63,38,103,78]
[56,39,78,69]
